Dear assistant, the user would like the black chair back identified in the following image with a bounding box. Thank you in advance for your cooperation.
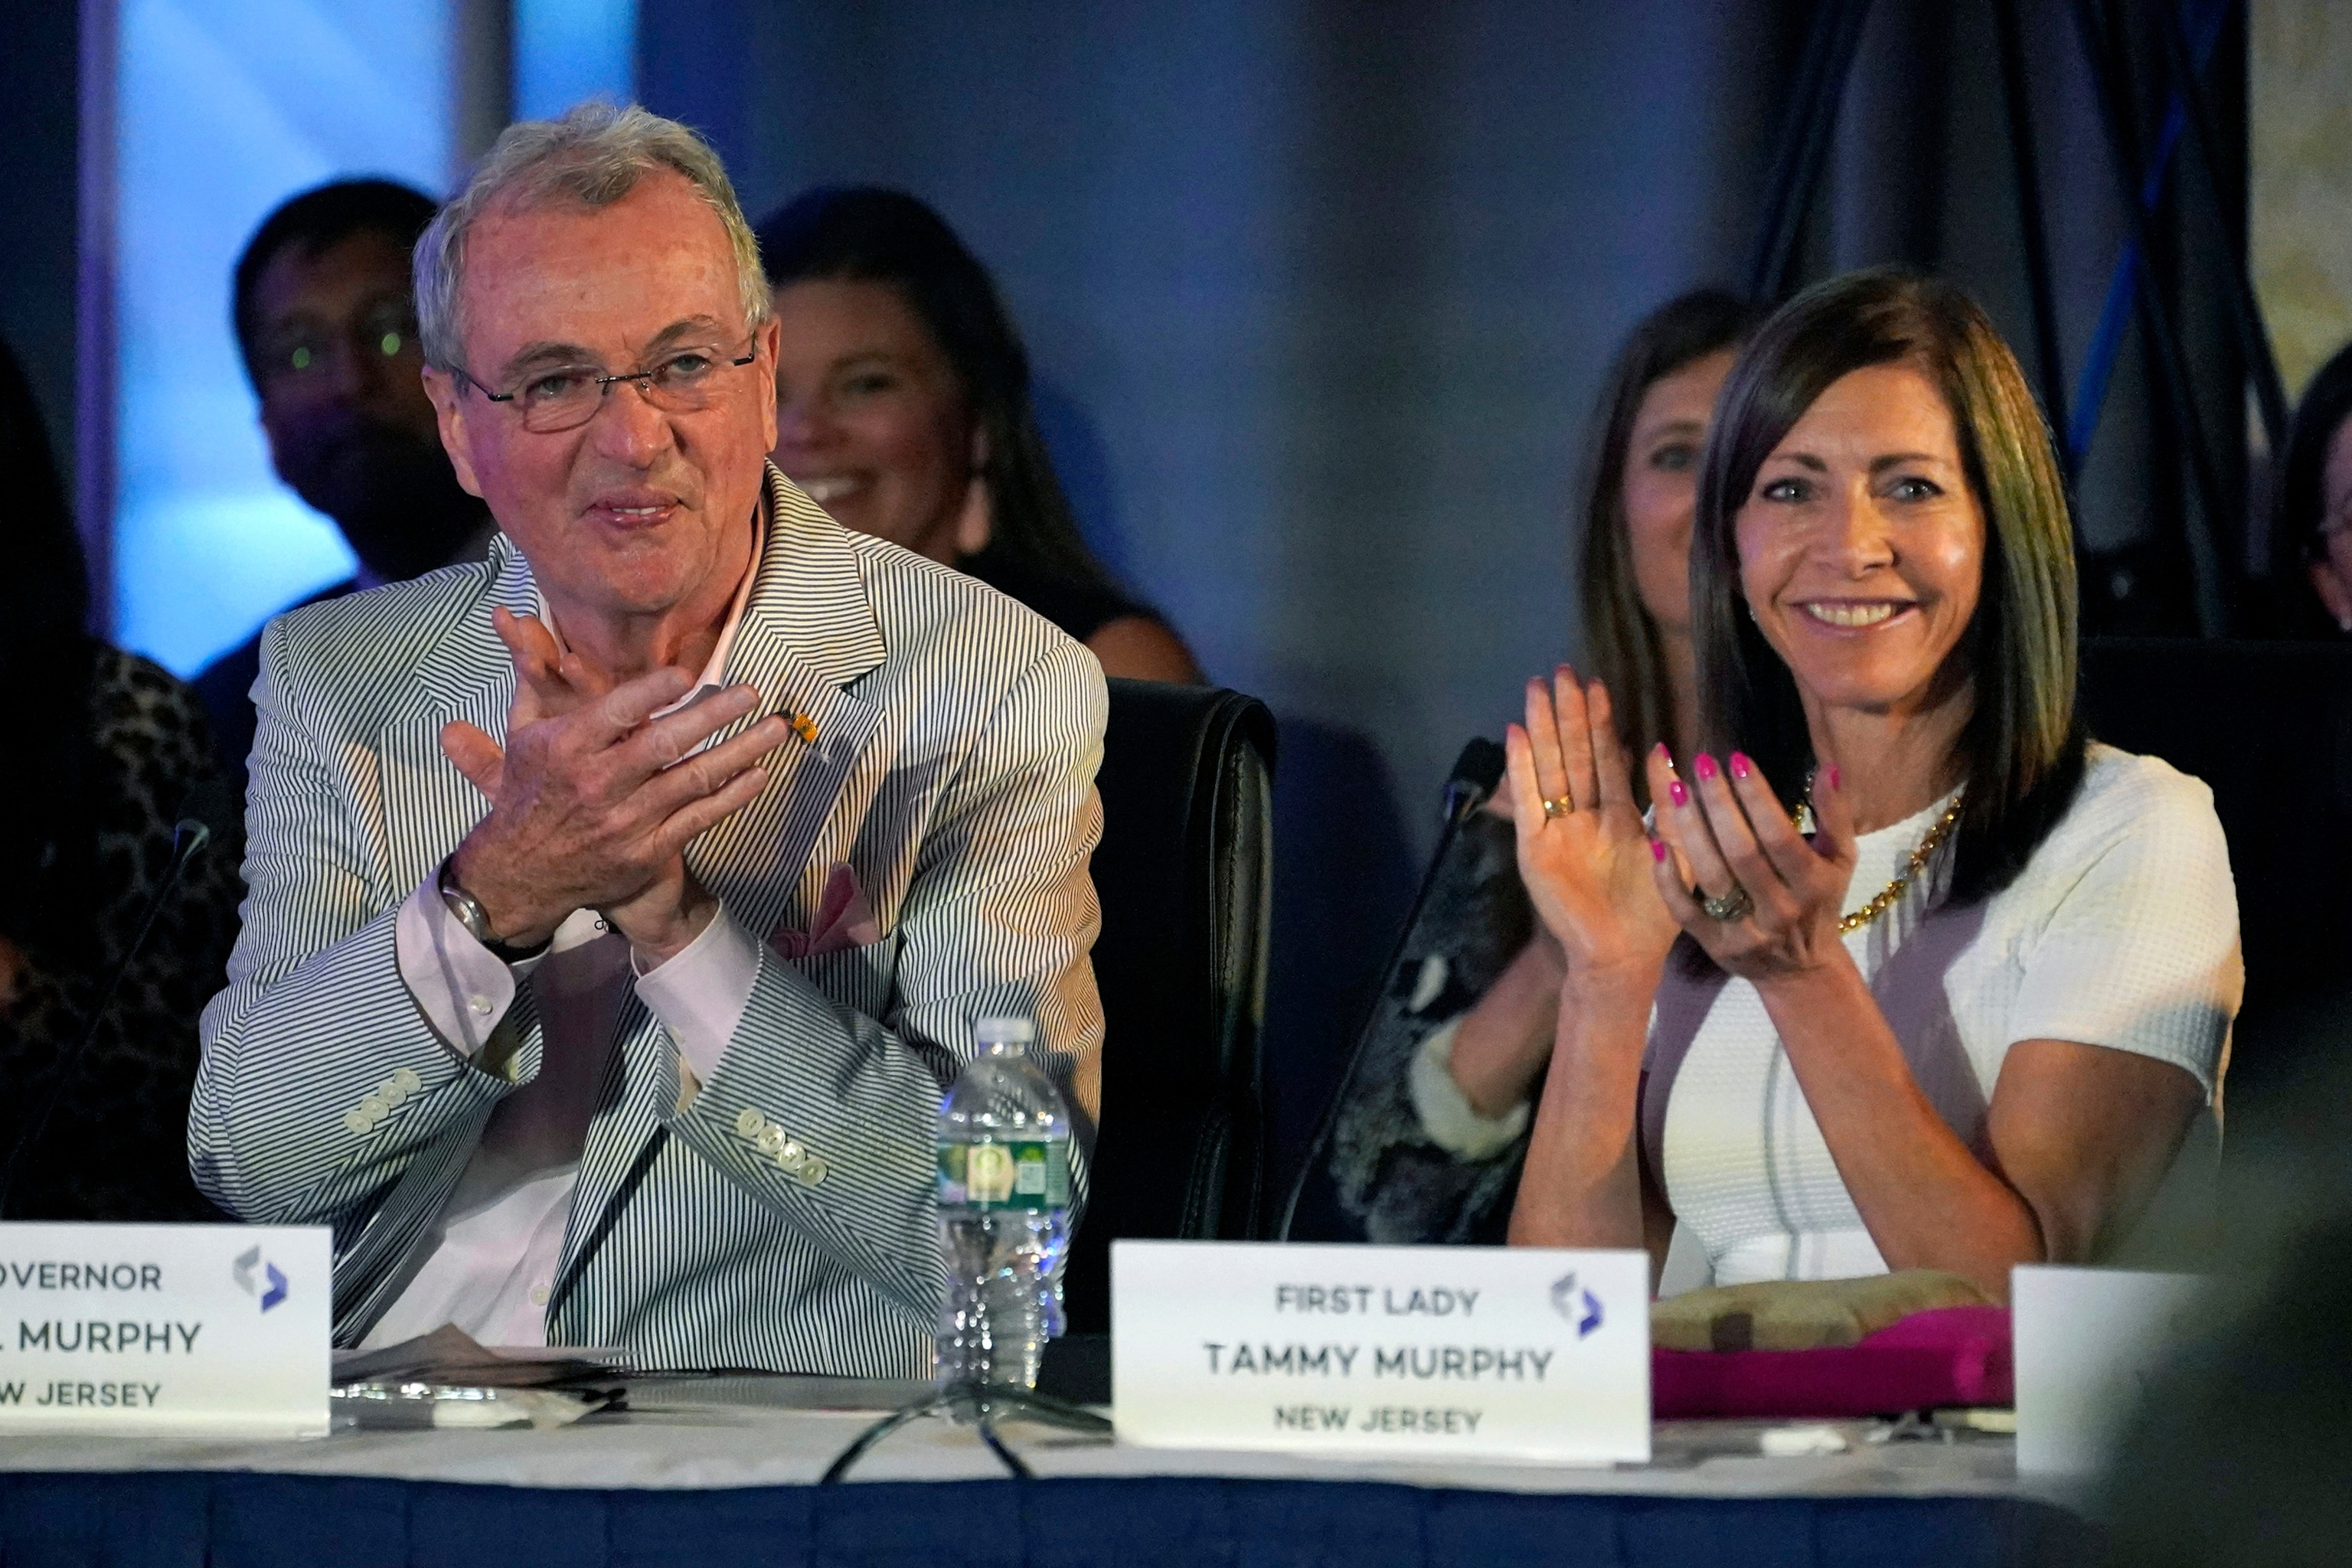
[1062,680,1276,1334]
[2080,637,2352,1107]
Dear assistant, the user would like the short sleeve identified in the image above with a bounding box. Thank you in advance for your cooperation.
[2007,758,2242,1099]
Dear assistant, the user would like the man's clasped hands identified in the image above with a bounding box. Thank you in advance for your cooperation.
[436,604,792,965]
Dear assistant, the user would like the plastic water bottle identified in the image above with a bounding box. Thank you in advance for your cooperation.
[935,1018,1073,1396]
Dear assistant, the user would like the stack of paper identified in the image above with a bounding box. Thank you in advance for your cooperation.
[332,1325,630,1390]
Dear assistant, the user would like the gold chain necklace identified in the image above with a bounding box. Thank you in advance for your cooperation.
[1833,789,1965,934]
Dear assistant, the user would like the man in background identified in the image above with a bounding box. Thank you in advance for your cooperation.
[195,180,495,789]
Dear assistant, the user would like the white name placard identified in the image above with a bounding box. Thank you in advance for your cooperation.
[2013,1264,2207,1475]
[1112,1240,1650,1464]
[0,1223,332,1436]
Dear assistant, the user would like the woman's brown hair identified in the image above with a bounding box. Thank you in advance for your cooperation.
[754,185,1124,608]
[1690,267,2085,903]
[1577,289,1766,792]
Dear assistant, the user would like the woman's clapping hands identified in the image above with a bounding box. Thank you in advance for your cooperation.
[1645,744,1860,984]
[1502,668,1678,985]
[1504,665,1865,991]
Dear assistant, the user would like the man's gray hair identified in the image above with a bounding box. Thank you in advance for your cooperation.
[415,102,772,374]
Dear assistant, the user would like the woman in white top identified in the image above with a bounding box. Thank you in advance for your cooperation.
[1442,269,2239,1297]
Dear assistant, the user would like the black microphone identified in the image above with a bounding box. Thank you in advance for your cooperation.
[0,778,239,1220]
[1440,738,1506,825]
[1277,736,1506,1240]
[176,775,245,851]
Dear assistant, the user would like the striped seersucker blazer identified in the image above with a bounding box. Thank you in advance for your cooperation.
[191,466,1106,1377]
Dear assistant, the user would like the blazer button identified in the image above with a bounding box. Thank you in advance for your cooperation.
[733,1106,763,1140]
[802,1158,828,1185]
[392,1067,423,1095]
[343,1109,374,1135]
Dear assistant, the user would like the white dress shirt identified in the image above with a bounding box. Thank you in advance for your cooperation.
[363,523,771,1350]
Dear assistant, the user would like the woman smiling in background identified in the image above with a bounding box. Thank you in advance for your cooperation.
[1456,270,2237,1295]
[1303,289,1759,1245]
[1576,289,1763,775]
[755,187,1201,683]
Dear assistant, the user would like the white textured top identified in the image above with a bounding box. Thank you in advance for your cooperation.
[1642,743,2240,1286]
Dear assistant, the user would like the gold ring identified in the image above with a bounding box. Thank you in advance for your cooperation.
[1541,794,1576,820]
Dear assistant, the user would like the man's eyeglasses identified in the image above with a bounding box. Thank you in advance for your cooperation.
[457,341,759,434]
[259,299,419,385]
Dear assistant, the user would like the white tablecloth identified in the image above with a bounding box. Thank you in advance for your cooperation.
[0,1376,2079,1510]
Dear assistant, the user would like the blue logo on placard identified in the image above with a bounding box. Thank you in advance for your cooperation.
[1550,1271,1603,1338]
[233,1246,289,1313]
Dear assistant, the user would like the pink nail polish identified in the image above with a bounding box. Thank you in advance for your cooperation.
[1694,753,1718,782]
[1651,838,1667,863]
[1730,751,1751,780]
[1668,779,1688,808]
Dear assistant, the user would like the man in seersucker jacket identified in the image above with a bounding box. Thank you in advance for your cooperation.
[190,103,1104,1377]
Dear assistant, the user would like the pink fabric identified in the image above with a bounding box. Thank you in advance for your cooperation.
[768,864,880,959]
[635,906,763,1088]
[1651,1305,2013,1419]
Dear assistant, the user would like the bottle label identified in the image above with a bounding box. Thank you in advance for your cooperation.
[937,1140,1070,1210]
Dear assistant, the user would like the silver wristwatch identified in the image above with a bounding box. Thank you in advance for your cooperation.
[438,863,547,962]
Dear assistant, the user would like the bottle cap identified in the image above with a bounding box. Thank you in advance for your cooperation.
[974,1016,1037,1048]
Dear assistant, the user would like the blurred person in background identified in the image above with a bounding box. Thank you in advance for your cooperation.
[1305,288,1761,1243]
[1576,289,1769,780]
[2092,1000,2352,1567]
[0,332,241,1221]
[2096,1205,2352,1566]
[756,186,1201,684]
[196,179,496,789]
[2277,340,2352,635]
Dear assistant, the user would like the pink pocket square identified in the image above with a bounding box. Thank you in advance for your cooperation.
[769,864,881,959]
